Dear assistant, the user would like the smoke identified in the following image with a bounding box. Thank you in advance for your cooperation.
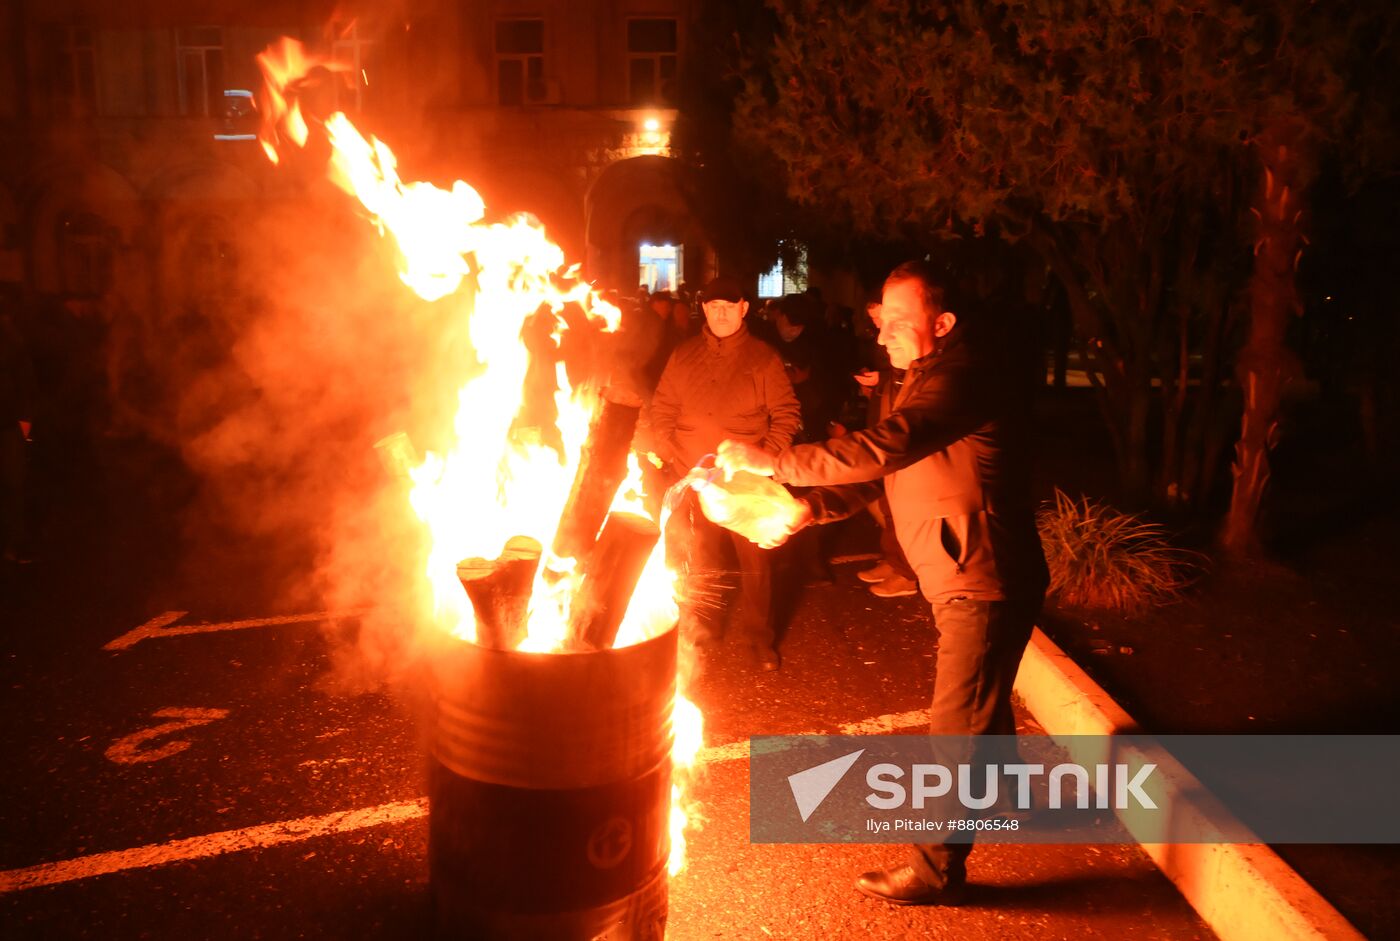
[92,21,609,690]
[101,164,485,689]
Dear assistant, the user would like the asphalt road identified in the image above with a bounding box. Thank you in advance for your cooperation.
[0,501,1212,940]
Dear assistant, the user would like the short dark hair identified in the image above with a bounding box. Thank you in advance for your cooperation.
[882,260,946,317]
[772,294,812,327]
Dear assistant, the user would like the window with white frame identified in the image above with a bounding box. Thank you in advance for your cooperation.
[495,19,545,106]
[54,27,98,116]
[757,243,809,298]
[626,18,677,107]
[176,27,224,117]
[332,23,374,113]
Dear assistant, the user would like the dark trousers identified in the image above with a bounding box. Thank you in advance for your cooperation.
[909,594,1041,888]
[680,506,775,649]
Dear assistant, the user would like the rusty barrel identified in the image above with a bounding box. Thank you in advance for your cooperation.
[428,625,677,940]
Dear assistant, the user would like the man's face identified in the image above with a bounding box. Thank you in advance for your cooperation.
[877,279,953,368]
[775,312,804,342]
[877,281,935,369]
[703,298,748,338]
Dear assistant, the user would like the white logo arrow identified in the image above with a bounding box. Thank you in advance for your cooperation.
[788,749,865,822]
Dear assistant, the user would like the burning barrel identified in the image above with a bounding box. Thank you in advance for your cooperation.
[428,624,677,940]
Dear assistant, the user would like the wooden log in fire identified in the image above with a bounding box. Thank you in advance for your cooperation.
[552,399,640,563]
[455,536,542,650]
[566,511,660,651]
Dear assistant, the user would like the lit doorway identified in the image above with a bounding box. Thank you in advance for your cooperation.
[639,242,683,293]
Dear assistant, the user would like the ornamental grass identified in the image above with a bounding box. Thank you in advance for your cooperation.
[1037,489,1202,611]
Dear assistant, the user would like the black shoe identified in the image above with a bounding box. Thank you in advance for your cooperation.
[752,644,780,672]
[855,865,965,906]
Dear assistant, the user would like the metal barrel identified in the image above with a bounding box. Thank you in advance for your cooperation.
[428,625,677,940]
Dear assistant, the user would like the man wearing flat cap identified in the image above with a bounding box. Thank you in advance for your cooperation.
[643,275,801,670]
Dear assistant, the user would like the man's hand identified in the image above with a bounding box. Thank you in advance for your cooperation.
[715,440,776,479]
[853,369,880,388]
[752,498,813,549]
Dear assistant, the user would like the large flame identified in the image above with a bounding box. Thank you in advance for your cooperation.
[257,36,701,873]
[259,37,628,648]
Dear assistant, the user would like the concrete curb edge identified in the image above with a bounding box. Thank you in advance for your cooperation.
[1012,627,1365,941]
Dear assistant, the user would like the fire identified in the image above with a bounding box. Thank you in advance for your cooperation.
[257,36,701,872]
[259,37,631,649]
[669,693,705,875]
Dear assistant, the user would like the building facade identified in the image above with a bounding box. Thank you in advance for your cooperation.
[0,0,713,322]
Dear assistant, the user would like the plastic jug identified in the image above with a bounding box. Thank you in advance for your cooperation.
[679,456,806,547]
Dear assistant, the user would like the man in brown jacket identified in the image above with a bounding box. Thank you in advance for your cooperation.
[717,261,1048,901]
[646,276,801,670]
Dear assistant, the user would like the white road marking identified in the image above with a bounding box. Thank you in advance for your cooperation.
[0,799,428,893]
[837,708,927,735]
[696,740,751,764]
[104,609,373,651]
[0,706,930,894]
[103,612,186,651]
[105,708,231,765]
[696,708,927,765]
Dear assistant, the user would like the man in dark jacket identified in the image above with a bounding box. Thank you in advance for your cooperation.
[644,275,802,670]
[716,260,1048,901]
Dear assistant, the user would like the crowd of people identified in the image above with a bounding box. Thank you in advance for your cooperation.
[597,277,927,670]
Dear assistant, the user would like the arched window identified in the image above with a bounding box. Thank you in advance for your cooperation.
[57,211,114,298]
[162,212,243,326]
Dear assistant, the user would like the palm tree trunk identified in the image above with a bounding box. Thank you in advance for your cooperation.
[1222,128,1310,555]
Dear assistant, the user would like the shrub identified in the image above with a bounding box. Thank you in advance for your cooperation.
[1037,489,1201,611]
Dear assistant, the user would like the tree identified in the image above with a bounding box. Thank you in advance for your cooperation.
[1220,4,1399,554]
[730,0,1265,508]
[668,2,802,280]
[670,1,919,287]
[732,0,1397,534]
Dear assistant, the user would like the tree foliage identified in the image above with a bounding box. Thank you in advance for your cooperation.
[670,1,920,283]
[733,0,1395,515]
[742,1,1260,229]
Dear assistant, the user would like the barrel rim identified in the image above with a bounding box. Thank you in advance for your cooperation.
[439,620,678,661]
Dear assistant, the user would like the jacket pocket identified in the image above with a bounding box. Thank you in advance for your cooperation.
[938,516,971,575]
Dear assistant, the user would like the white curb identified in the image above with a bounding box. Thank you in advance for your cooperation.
[1013,627,1365,941]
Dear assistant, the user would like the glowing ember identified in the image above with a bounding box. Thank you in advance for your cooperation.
[257,36,701,873]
